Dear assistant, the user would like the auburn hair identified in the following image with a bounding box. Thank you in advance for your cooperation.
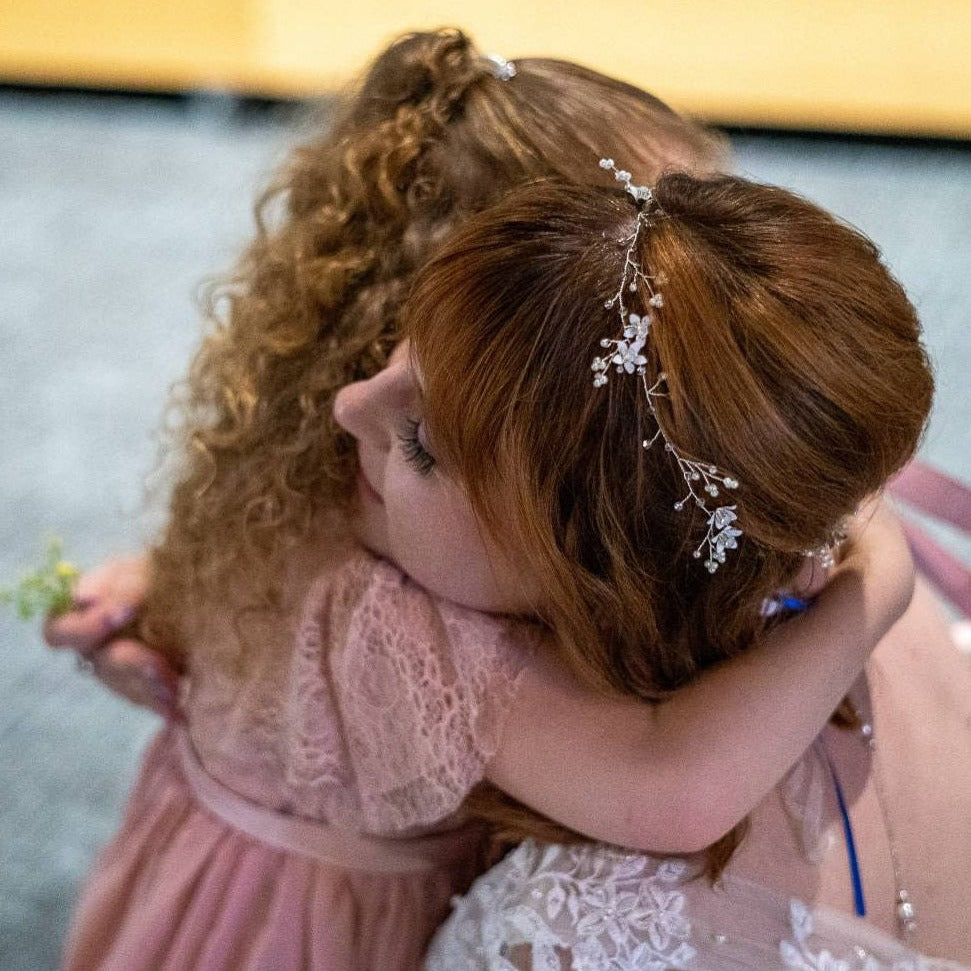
[141,28,727,663]
[408,176,932,871]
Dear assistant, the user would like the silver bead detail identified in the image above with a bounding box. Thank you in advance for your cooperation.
[896,890,917,934]
[860,721,876,749]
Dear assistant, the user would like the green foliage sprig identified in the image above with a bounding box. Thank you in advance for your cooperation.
[0,538,80,620]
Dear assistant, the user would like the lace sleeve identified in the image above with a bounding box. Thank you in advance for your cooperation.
[329,557,536,833]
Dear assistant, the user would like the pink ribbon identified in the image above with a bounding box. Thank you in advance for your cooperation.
[888,460,971,617]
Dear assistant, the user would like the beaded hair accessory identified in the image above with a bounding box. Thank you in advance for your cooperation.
[484,54,517,81]
[591,158,742,573]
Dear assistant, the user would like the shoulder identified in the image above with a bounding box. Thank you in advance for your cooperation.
[313,545,538,645]
[298,544,540,680]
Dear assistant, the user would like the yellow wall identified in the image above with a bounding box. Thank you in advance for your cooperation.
[2,1,970,137]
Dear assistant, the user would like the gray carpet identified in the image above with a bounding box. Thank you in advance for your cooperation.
[1,91,969,970]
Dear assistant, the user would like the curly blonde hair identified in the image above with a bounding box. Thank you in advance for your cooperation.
[142,28,727,662]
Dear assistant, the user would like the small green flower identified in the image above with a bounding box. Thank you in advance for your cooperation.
[0,538,80,621]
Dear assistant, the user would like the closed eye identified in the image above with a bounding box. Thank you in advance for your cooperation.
[396,417,436,476]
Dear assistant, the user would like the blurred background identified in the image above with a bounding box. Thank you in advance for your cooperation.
[1,4,970,969]
[3,0,971,136]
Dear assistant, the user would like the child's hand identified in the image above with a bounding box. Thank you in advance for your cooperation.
[43,554,183,720]
[82,638,182,721]
[785,551,834,602]
[819,495,915,641]
[43,554,147,652]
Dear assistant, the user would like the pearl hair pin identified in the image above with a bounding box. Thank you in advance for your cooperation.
[591,159,742,573]
[484,54,517,81]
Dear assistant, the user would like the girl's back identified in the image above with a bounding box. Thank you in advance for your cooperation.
[65,523,540,970]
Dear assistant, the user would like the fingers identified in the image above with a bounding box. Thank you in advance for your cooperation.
[43,553,182,720]
[90,640,182,721]
[43,554,147,651]
[789,556,831,599]
[44,602,136,652]
[846,495,909,564]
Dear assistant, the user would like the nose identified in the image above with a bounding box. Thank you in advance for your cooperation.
[333,344,412,446]
[333,376,381,445]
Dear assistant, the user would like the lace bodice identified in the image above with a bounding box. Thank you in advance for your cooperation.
[426,839,968,971]
[181,547,536,836]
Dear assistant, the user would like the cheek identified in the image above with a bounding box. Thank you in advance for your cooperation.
[383,480,510,612]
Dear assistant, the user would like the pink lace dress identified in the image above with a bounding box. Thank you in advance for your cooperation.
[62,546,535,971]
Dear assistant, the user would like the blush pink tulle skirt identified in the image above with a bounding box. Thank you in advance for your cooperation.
[62,728,485,971]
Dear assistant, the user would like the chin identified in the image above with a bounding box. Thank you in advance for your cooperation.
[347,515,392,563]
[406,565,508,614]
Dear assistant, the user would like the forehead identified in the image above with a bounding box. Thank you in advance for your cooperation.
[390,338,426,392]
[378,340,424,407]
[389,338,411,367]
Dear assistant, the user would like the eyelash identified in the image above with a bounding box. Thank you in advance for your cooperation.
[397,417,436,476]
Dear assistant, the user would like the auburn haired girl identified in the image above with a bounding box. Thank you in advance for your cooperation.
[398,176,966,967]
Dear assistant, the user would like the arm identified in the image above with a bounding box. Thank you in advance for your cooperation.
[44,554,182,719]
[485,498,913,854]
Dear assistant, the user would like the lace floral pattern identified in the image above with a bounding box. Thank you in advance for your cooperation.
[186,549,534,835]
[426,840,699,970]
[781,900,926,971]
[283,589,355,800]
[328,556,536,832]
[426,840,955,971]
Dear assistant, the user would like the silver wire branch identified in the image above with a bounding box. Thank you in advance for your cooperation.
[590,158,742,573]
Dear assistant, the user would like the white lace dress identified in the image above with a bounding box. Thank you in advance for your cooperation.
[426,837,969,971]
[427,735,971,971]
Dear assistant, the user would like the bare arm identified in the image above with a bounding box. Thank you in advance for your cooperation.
[485,498,913,853]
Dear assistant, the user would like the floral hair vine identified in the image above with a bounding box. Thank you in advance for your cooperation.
[591,158,742,573]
